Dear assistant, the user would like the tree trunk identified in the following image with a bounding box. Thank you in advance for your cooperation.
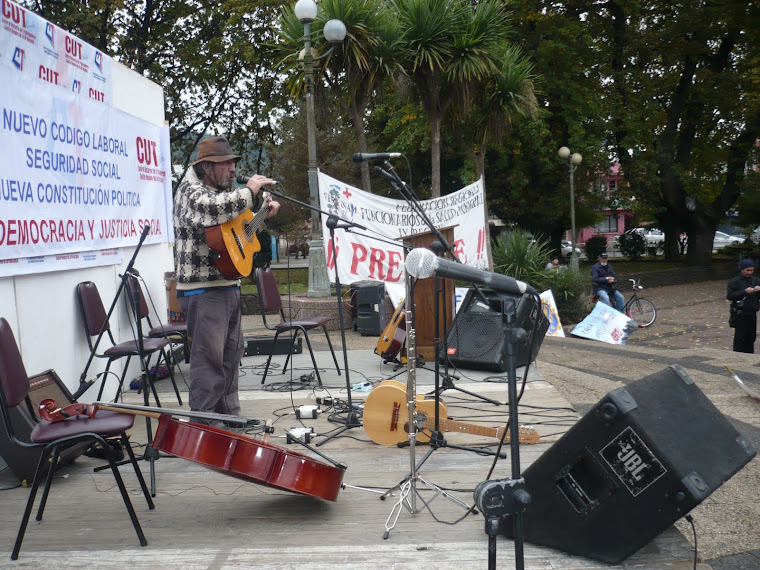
[685,224,717,266]
[350,104,372,193]
[430,113,442,198]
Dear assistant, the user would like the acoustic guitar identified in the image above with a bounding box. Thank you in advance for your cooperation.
[362,380,540,446]
[205,204,270,280]
[375,301,406,362]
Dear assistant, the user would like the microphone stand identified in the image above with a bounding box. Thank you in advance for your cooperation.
[372,163,501,408]
[74,224,151,400]
[262,186,397,445]
[315,215,362,446]
[371,169,475,540]
[473,298,530,570]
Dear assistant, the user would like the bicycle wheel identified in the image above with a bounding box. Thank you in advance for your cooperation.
[627,297,656,328]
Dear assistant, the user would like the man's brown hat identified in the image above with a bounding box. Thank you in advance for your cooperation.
[190,137,240,165]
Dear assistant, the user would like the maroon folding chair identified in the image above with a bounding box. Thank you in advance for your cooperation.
[75,281,169,405]
[0,317,154,560]
[254,267,340,385]
[126,275,186,405]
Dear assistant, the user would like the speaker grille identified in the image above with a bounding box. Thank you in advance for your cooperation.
[443,289,548,371]
[447,313,502,359]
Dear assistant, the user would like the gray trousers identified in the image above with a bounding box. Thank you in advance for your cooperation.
[178,288,244,425]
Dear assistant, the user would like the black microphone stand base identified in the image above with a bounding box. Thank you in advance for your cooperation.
[395,429,507,459]
[429,371,502,406]
[315,410,362,447]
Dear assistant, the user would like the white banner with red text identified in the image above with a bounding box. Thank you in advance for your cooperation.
[318,172,489,306]
[0,64,172,276]
[1,0,113,105]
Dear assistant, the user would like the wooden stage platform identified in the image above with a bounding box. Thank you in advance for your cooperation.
[0,348,702,569]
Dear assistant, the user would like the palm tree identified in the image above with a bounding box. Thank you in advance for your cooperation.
[274,0,400,193]
[455,45,539,180]
[391,0,512,197]
[320,0,402,192]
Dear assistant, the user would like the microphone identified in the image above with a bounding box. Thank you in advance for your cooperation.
[352,152,402,163]
[373,166,397,183]
[71,377,97,400]
[405,248,536,296]
[235,175,279,185]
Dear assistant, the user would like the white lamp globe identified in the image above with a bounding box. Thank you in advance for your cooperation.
[294,0,318,24]
[324,19,347,44]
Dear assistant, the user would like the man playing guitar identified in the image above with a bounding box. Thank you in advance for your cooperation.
[173,136,279,427]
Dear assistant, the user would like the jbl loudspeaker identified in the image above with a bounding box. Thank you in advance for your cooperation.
[350,281,387,336]
[443,289,549,371]
[0,370,87,485]
[502,364,756,563]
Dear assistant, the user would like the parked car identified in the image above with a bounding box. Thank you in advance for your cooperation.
[622,227,665,248]
[561,240,582,258]
[713,231,743,250]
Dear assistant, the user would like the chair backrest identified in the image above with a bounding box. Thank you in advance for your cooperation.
[255,268,283,316]
[75,281,114,349]
[126,276,151,323]
[0,317,30,410]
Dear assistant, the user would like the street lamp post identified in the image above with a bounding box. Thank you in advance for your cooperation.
[294,0,346,297]
[558,146,582,271]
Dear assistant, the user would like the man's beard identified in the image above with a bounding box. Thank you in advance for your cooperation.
[209,170,233,190]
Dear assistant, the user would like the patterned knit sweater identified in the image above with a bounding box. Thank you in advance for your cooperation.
[173,167,256,290]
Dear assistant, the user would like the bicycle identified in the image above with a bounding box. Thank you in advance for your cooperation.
[622,277,657,327]
[593,277,657,327]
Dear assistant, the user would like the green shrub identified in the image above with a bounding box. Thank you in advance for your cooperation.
[533,266,595,326]
[584,235,608,261]
[492,230,551,282]
[618,232,646,260]
[492,230,593,326]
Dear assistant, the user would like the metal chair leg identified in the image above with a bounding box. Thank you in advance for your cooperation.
[260,332,278,384]
[35,444,61,521]
[321,326,341,375]
[104,437,148,547]
[300,331,324,386]
[281,330,302,374]
[121,433,154,509]
[12,450,49,560]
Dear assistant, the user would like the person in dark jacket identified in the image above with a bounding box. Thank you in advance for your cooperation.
[591,252,625,311]
[726,258,760,353]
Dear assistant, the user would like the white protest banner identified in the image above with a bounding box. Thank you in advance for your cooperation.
[571,302,637,345]
[540,289,565,337]
[1,0,113,104]
[0,65,173,275]
[318,172,489,306]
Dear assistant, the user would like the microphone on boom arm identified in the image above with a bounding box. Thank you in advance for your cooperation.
[405,247,537,297]
[351,152,402,163]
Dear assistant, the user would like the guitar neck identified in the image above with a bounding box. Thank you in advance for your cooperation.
[424,417,504,439]
[246,204,269,236]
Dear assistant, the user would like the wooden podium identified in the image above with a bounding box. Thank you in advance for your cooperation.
[402,226,456,363]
